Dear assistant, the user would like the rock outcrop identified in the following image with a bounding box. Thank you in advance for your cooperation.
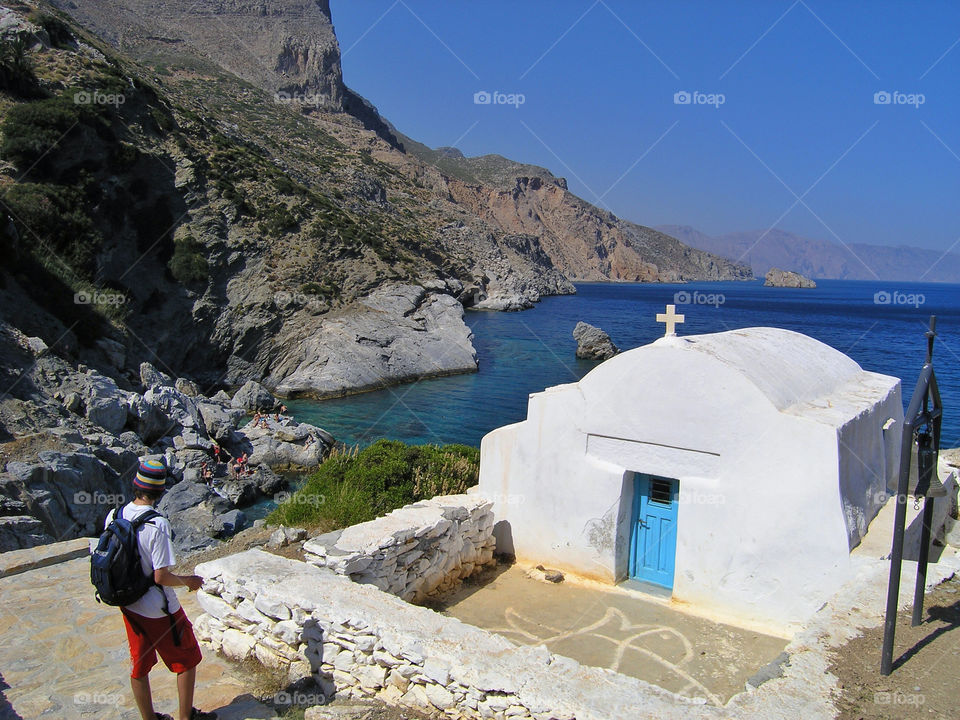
[0,324,333,553]
[764,268,817,288]
[266,284,479,398]
[573,322,620,360]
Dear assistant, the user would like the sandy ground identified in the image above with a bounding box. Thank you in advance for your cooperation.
[830,573,960,720]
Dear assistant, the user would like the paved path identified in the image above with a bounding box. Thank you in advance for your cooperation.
[0,553,276,720]
[440,565,788,704]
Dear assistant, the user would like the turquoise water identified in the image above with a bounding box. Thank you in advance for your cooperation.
[287,280,960,450]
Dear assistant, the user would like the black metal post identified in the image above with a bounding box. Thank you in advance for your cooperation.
[880,420,916,675]
[911,499,936,626]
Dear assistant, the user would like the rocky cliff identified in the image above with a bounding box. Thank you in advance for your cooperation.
[1,2,743,403]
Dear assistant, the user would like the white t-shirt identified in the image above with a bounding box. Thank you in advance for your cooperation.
[105,502,182,619]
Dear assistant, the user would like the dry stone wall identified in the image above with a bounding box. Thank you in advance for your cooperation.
[194,549,722,720]
[302,494,496,601]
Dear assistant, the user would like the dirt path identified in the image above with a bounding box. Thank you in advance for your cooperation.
[830,574,960,720]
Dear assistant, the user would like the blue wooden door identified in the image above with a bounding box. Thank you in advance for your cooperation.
[629,473,678,589]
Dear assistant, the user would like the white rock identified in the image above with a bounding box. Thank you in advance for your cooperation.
[220,629,256,661]
[424,683,455,710]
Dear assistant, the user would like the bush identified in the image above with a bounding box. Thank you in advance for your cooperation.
[0,36,40,97]
[268,440,480,529]
[0,94,85,171]
[168,234,208,284]
[3,182,99,267]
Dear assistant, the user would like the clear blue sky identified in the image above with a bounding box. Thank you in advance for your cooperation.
[330,1,960,251]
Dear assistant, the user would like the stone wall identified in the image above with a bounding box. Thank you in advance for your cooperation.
[302,494,495,602]
[194,549,722,720]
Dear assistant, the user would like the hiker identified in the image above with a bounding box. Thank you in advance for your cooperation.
[200,462,213,485]
[104,459,216,720]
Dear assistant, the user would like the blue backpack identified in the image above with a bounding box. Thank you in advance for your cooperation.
[90,507,161,607]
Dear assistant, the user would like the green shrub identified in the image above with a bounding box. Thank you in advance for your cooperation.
[168,234,208,284]
[0,94,85,171]
[3,182,99,267]
[0,36,40,97]
[268,440,480,529]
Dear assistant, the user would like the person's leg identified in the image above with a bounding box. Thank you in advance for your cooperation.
[130,673,155,720]
[177,666,196,720]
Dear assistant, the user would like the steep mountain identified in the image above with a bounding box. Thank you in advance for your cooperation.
[0,0,747,419]
[400,134,751,283]
[659,225,960,282]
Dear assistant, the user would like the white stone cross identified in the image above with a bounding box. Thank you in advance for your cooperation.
[656,304,685,337]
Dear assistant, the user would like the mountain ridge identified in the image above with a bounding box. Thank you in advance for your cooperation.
[658,224,960,282]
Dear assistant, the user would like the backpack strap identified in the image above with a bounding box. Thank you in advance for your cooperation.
[128,509,162,530]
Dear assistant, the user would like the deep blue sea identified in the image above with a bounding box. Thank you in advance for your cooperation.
[287,280,960,451]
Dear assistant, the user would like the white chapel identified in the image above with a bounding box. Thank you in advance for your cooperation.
[478,316,903,631]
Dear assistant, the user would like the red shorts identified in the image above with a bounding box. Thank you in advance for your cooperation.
[121,607,202,678]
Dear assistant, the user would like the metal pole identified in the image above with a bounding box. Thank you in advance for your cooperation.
[911,499,936,626]
[880,425,915,675]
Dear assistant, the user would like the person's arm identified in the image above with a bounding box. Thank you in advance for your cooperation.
[154,566,202,591]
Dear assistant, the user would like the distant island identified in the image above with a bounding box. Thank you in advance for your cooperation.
[764,268,816,288]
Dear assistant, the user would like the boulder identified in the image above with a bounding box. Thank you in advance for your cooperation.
[4,449,126,540]
[197,401,245,443]
[143,385,207,437]
[158,479,231,516]
[236,421,330,469]
[218,476,260,507]
[572,321,619,360]
[0,515,54,552]
[127,394,171,445]
[79,370,131,433]
[230,380,278,413]
[175,377,200,396]
[213,509,246,538]
[140,362,173,389]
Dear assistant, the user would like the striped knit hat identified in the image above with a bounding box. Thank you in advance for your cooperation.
[133,458,168,491]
